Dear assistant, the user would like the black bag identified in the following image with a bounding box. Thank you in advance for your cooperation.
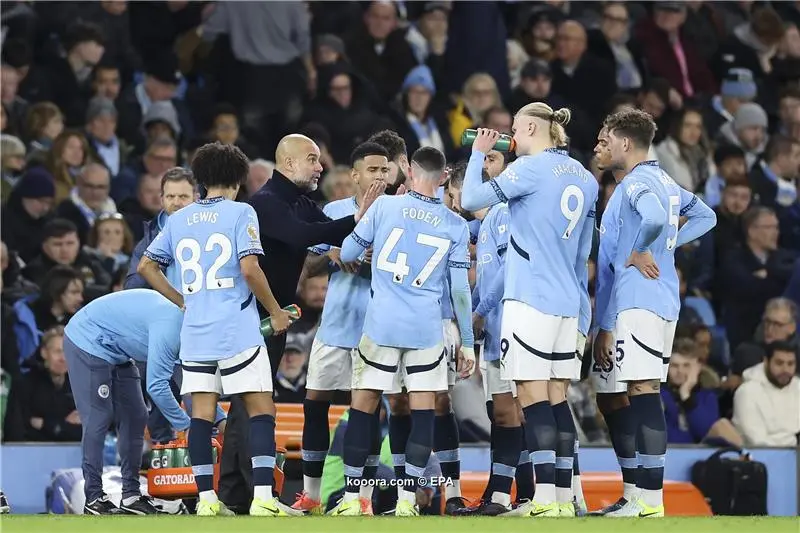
[691,447,768,516]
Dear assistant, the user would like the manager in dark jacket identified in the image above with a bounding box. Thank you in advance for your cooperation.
[218,133,383,512]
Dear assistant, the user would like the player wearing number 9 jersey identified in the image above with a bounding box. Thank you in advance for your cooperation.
[601,110,715,518]
[140,143,297,518]
[461,103,598,517]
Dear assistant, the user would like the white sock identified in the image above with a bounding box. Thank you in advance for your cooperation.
[623,482,638,501]
[343,491,359,503]
[400,489,416,505]
[444,480,461,500]
[122,496,139,506]
[199,490,218,504]
[490,491,511,507]
[359,485,374,500]
[555,487,572,504]
[254,485,272,501]
[304,475,322,501]
[533,483,555,505]
[640,488,663,508]
[573,475,584,502]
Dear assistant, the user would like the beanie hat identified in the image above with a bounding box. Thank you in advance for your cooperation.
[402,65,436,95]
[721,68,757,100]
[733,103,768,131]
[142,101,182,138]
[15,167,56,199]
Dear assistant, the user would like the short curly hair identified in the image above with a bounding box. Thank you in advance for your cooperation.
[603,108,657,150]
[190,142,249,189]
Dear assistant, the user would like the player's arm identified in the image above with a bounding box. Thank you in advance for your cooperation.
[675,188,717,248]
[462,153,532,212]
[237,207,285,322]
[449,224,475,376]
[474,263,504,318]
[340,199,379,263]
[251,193,356,248]
[629,189,667,252]
[475,206,509,318]
[574,207,595,336]
[140,221,184,309]
[146,322,191,432]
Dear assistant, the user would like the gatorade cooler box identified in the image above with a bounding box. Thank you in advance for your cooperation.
[147,439,286,499]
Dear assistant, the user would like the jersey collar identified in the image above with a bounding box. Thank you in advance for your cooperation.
[545,147,568,156]
[196,196,224,205]
[631,160,661,172]
[409,190,442,204]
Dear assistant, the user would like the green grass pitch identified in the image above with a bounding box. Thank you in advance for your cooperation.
[2,515,798,533]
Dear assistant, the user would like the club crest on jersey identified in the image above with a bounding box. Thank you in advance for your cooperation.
[247,223,259,241]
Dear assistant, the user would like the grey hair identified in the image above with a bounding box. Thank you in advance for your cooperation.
[765,297,798,322]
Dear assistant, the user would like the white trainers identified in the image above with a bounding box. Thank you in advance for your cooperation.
[605,498,643,517]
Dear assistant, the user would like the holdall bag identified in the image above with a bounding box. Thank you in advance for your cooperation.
[691,446,768,516]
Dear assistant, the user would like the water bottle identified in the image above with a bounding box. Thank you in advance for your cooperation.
[460,129,516,152]
[259,304,302,337]
[103,433,119,466]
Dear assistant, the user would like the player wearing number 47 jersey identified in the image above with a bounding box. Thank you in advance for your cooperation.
[329,147,476,517]
[139,143,298,518]
[462,103,597,518]
[596,110,716,518]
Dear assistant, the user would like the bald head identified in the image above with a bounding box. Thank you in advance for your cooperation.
[556,20,587,64]
[275,134,324,191]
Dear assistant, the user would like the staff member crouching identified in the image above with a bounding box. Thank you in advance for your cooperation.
[64,289,186,515]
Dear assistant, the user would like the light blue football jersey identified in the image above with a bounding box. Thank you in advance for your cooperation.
[595,188,623,332]
[613,161,701,323]
[145,197,265,362]
[342,191,470,349]
[463,148,599,318]
[308,196,371,349]
[476,203,509,361]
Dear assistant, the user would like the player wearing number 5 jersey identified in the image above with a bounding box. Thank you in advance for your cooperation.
[139,143,297,518]
[598,110,716,518]
[328,147,475,517]
[461,103,598,518]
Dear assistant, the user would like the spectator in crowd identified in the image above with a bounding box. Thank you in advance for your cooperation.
[45,130,91,204]
[704,68,757,137]
[519,5,561,63]
[720,207,797,349]
[246,159,274,197]
[683,2,725,62]
[732,298,799,378]
[551,20,617,126]
[345,1,418,103]
[115,136,178,204]
[0,134,26,203]
[777,86,800,137]
[55,163,117,245]
[84,97,132,182]
[635,2,716,99]
[711,179,751,266]
[293,273,328,334]
[662,338,743,446]
[320,165,355,204]
[392,65,454,160]
[704,144,748,209]
[141,101,182,149]
[733,341,800,447]
[90,60,122,102]
[587,2,646,92]
[12,266,84,365]
[448,73,503,147]
[779,179,800,252]
[1,241,37,303]
[405,2,449,90]
[85,213,134,279]
[207,104,257,159]
[506,39,530,90]
[315,34,348,68]
[716,102,769,169]
[273,336,309,404]
[124,167,196,289]
[118,172,163,244]
[1,168,55,263]
[24,102,64,161]
[481,107,512,134]
[655,107,714,191]
[1,59,29,136]
[21,219,110,300]
[749,135,800,209]
[11,326,81,442]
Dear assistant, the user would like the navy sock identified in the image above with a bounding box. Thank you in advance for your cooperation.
[343,408,373,494]
[630,394,666,491]
[573,439,581,476]
[404,409,435,494]
[488,426,521,502]
[522,401,556,489]
[249,414,276,490]
[301,399,330,478]
[515,427,534,501]
[605,405,638,487]
[482,401,495,501]
[363,407,382,484]
[389,414,412,482]
[434,412,460,483]
[188,418,214,493]
[552,401,576,493]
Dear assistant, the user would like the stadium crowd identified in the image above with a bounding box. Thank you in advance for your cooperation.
[0,0,798,456]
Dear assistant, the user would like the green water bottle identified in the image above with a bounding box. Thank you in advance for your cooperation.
[260,304,302,337]
[460,129,516,152]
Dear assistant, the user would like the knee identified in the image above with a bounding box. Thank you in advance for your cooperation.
[435,391,451,415]
[547,380,569,404]
[597,392,630,415]
[493,395,520,427]
[387,393,410,416]
[628,380,660,396]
